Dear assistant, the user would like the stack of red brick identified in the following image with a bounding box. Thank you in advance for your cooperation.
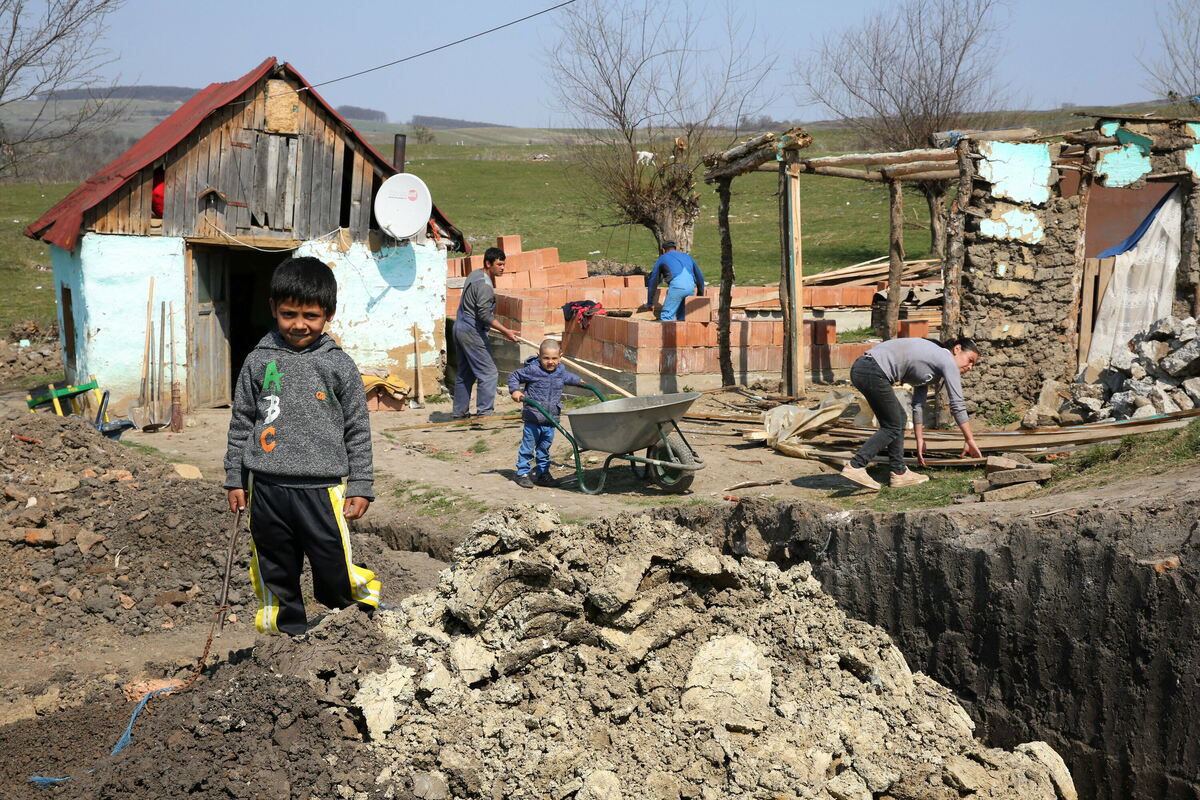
[559,315,872,376]
[446,235,894,378]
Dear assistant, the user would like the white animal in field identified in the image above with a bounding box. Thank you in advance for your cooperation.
[635,150,655,166]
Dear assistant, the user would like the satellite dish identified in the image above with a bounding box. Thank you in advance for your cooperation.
[374,173,433,239]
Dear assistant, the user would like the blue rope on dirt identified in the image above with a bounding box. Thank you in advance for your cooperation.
[28,686,179,788]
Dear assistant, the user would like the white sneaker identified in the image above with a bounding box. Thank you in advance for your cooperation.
[840,464,881,491]
[890,468,930,487]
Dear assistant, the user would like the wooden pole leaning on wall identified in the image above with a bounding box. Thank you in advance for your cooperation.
[1067,151,1095,366]
[942,138,972,339]
[777,157,794,394]
[788,161,806,397]
[885,179,905,339]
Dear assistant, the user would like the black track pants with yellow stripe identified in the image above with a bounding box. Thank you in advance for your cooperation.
[246,477,381,635]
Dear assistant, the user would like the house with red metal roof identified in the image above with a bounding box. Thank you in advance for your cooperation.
[25,57,465,413]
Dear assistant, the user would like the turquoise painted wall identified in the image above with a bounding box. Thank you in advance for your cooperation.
[1095,144,1152,187]
[52,234,187,413]
[298,239,447,375]
[976,141,1053,205]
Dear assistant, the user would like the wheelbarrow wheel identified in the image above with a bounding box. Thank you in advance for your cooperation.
[648,431,696,493]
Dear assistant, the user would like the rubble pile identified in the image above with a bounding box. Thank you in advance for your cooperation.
[352,507,1069,799]
[0,413,251,638]
[0,338,62,386]
[13,506,1081,798]
[0,413,417,642]
[1025,315,1200,427]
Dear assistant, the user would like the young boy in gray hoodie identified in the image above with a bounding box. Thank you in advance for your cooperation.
[223,257,379,635]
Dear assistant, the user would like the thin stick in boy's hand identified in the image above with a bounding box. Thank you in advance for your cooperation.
[218,508,243,632]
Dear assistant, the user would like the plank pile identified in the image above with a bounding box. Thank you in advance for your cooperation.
[969,455,1053,502]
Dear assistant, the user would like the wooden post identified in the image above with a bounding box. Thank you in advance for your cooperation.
[788,161,805,396]
[942,139,972,339]
[885,179,905,339]
[716,177,735,386]
[1066,152,1095,367]
[777,158,793,393]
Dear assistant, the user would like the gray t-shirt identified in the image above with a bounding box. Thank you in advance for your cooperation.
[865,337,969,426]
[457,269,496,325]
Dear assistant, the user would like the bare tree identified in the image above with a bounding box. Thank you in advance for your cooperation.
[798,0,1008,257]
[1143,0,1200,113]
[0,0,127,179]
[547,0,773,253]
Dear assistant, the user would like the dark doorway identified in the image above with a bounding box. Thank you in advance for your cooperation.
[227,248,290,382]
[189,244,291,407]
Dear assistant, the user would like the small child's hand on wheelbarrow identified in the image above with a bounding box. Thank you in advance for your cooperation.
[511,390,525,403]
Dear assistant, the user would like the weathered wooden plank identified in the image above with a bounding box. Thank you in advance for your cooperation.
[91,194,109,233]
[132,169,148,235]
[349,148,365,236]
[293,109,310,237]
[282,136,297,231]
[162,155,180,235]
[177,135,198,237]
[1078,258,1098,364]
[330,135,346,229]
[308,124,331,235]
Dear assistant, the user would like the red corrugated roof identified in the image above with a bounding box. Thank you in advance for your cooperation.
[25,58,467,253]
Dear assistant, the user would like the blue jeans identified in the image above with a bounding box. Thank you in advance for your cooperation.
[660,283,695,321]
[516,422,555,476]
[452,317,497,417]
[847,356,907,475]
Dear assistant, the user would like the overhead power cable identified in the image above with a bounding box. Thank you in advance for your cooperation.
[309,0,578,90]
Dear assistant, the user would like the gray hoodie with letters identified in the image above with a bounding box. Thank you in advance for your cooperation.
[223,331,374,499]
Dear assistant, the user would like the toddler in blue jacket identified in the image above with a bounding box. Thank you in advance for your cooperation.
[507,339,584,488]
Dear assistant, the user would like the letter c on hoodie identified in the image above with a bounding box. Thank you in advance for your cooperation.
[260,426,276,453]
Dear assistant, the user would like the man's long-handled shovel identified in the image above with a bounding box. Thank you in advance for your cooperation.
[217,508,243,632]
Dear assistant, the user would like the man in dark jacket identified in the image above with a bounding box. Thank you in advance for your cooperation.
[453,247,519,418]
[507,339,584,488]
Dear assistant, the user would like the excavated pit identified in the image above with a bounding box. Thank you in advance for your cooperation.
[658,478,1200,800]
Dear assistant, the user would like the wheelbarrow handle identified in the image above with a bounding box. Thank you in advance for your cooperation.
[580,384,608,402]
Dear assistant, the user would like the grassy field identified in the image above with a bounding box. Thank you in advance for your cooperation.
[0,183,71,332]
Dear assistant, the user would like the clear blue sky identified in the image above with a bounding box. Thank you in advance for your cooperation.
[95,0,1166,127]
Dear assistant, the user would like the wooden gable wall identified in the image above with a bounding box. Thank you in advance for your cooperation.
[83,75,387,243]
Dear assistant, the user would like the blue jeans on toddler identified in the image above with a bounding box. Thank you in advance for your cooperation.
[516,422,556,476]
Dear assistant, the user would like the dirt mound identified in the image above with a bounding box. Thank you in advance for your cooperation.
[0,337,62,386]
[12,505,1082,798]
[36,608,390,799]
[0,413,429,646]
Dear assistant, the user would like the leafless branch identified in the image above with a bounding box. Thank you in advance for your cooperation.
[0,0,127,177]
[796,0,1011,256]
[1142,0,1200,114]
[546,0,776,251]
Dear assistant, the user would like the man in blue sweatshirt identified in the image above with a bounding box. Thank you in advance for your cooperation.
[644,240,705,321]
[507,339,584,488]
[224,257,379,635]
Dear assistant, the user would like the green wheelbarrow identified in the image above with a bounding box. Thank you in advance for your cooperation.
[522,387,705,495]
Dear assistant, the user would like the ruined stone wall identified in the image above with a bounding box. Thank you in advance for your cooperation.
[959,141,1081,411]
[960,123,1200,411]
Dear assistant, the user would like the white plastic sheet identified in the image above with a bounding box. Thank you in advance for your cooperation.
[1088,190,1181,365]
